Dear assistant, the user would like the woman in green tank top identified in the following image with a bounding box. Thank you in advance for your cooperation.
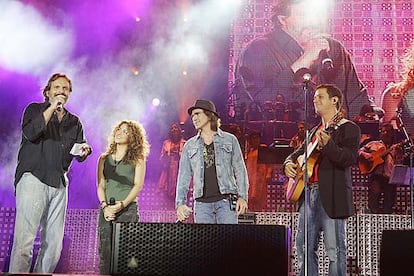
[96,120,150,275]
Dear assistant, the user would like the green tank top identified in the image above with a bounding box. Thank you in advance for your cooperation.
[103,155,135,201]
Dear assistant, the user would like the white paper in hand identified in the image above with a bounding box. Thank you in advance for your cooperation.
[70,143,84,156]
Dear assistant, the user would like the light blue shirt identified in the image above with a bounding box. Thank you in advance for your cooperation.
[175,129,249,208]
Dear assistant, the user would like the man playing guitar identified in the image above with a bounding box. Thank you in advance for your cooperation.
[284,84,360,276]
[358,123,402,213]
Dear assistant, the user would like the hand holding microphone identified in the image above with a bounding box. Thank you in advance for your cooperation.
[309,34,334,71]
[103,197,117,221]
[56,102,63,112]
[320,49,334,71]
[292,35,331,72]
[109,197,116,206]
[302,34,330,63]
[51,95,66,112]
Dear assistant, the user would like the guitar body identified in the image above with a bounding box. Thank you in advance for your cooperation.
[284,112,345,202]
[286,151,320,202]
[358,141,387,174]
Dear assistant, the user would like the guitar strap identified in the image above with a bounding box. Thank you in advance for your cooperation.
[337,118,349,126]
[309,118,349,138]
[308,118,349,183]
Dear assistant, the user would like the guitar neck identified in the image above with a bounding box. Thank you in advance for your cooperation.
[381,142,402,158]
[298,139,319,167]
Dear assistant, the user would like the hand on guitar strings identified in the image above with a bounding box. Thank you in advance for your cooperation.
[316,129,331,150]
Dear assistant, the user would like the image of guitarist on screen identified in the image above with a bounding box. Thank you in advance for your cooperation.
[283,84,360,276]
[358,123,403,214]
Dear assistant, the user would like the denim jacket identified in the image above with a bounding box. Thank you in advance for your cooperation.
[175,129,249,208]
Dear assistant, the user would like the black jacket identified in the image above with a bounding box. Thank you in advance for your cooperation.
[284,119,360,218]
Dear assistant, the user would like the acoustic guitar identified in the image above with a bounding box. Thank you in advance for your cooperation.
[285,112,343,202]
[358,140,404,174]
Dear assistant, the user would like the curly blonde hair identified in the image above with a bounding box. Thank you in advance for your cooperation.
[103,120,150,164]
[395,42,414,96]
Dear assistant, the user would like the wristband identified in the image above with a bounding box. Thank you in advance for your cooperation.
[100,200,107,210]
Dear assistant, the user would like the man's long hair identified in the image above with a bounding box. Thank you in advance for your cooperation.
[204,110,221,131]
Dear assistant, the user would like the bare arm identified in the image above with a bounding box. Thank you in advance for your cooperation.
[96,155,107,207]
[123,160,146,206]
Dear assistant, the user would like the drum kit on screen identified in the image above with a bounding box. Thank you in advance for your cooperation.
[236,100,301,145]
[222,100,301,184]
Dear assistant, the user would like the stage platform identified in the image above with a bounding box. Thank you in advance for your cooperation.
[0,207,412,275]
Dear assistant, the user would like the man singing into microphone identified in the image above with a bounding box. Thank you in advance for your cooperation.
[9,73,92,273]
[234,0,370,122]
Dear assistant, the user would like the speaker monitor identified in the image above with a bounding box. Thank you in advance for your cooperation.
[389,165,414,185]
[111,222,290,275]
[380,230,414,276]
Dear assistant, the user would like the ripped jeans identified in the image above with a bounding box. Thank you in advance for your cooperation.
[296,186,347,276]
[9,172,67,273]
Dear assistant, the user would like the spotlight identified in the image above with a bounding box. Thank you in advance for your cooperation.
[152,98,160,107]
[131,67,139,75]
[135,17,141,22]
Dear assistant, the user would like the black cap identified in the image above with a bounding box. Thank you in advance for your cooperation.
[187,99,218,116]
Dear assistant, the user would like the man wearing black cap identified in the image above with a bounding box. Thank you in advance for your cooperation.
[175,99,249,223]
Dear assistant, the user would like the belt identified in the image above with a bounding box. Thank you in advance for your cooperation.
[309,182,319,189]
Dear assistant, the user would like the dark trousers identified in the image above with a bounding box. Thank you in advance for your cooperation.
[98,202,138,275]
[368,174,396,214]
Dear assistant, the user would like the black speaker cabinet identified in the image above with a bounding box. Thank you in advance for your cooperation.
[111,222,290,275]
[380,229,414,276]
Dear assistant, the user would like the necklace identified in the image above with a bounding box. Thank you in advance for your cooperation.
[113,155,123,171]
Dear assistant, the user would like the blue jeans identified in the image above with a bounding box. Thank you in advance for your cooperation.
[194,198,238,224]
[296,186,347,276]
[9,172,67,273]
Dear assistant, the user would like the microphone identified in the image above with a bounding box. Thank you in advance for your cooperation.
[106,197,116,222]
[320,50,334,71]
[109,197,116,205]
[293,68,314,85]
[303,73,312,82]
[57,102,63,112]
